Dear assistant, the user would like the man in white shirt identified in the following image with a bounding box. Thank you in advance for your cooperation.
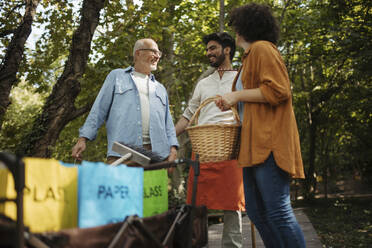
[175,32,245,248]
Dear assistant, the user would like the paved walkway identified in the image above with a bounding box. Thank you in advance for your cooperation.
[208,208,322,247]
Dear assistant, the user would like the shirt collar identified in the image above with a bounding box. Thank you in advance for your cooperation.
[125,66,156,81]
[211,68,237,80]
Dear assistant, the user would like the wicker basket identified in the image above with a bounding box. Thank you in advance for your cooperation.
[186,96,241,163]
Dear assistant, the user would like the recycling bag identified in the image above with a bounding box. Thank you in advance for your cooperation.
[78,161,144,228]
[143,169,168,217]
[0,158,167,231]
[0,158,78,232]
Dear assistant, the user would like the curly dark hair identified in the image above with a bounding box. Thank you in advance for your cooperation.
[203,32,236,61]
[228,3,280,45]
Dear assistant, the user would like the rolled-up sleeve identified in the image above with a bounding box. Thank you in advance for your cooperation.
[182,83,201,120]
[255,43,291,106]
[79,72,115,140]
[164,94,179,148]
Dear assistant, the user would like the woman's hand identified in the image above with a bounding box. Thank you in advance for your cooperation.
[215,92,239,111]
[215,89,268,111]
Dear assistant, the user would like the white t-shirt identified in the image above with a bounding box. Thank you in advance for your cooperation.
[131,71,151,144]
[183,70,238,125]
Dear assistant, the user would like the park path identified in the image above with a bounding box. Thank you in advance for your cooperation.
[208,208,322,247]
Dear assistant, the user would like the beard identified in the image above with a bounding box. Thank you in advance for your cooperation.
[149,58,158,71]
[149,63,157,71]
[208,52,226,68]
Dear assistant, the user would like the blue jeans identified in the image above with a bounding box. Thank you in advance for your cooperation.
[242,153,306,248]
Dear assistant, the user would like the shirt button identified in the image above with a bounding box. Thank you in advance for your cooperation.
[138,136,141,139]
[137,121,140,124]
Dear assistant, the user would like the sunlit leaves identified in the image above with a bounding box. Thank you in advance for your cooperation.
[0,80,45,153]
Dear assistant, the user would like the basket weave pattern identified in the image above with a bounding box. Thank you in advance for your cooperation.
[186,97,241,163]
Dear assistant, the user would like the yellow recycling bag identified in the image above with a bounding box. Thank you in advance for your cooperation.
[0,158,78,232]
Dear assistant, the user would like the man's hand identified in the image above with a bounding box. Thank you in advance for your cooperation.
[167,146,178,174]
[71,137,87,161]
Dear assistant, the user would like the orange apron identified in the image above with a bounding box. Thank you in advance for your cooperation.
[186,159,245,211]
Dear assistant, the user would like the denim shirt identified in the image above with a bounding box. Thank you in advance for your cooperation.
[79,67,179,159]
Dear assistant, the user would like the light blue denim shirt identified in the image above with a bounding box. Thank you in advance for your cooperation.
[236,70,244,123]
[79,67,179,159]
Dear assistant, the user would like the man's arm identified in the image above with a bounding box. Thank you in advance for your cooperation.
[162,89,179,153]
[175,116,190,136]
[72,71,116,160]
[176,80,202,136]
[71,137,88,161]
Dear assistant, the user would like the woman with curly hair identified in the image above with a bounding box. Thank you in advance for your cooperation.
[215,3,306,248]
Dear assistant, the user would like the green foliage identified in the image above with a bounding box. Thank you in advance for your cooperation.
[279,0,372,195]
[0,81,45,153]
[22,0,77,93]
[0,1,25,60]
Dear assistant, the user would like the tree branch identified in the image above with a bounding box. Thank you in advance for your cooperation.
[69,103,93,122]
[0,0,40,129]
[0,29,16,38]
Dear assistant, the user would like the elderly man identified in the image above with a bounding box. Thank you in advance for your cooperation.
[175,32,245,248]
[72,38,178,164]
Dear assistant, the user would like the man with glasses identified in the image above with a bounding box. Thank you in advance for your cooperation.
[72,38,178,165]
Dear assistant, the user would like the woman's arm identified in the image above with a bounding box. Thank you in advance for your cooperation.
[215,88,268,111]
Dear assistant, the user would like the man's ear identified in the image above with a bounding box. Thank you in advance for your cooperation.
[133,50,139,62]
[223,46,231,56]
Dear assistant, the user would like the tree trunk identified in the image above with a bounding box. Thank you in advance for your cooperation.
[304,114,317,199]
[16,0,107,158]
[324,165,328,199]
[0,0,40,130]
[219,0,224,32]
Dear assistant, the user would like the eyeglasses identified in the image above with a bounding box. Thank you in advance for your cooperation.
[137,48,162,58]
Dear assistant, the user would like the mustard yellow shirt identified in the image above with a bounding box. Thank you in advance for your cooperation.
[232,41,305,178]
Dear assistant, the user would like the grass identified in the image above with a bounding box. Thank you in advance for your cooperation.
[293,196,372,248]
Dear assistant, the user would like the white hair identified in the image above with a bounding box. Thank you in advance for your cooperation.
[133,39,146,57]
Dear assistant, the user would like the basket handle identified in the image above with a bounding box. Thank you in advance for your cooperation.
[188,96,241,126]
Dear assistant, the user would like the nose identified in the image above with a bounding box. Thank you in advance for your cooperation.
[153,54,160,61]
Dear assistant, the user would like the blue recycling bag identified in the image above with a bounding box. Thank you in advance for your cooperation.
[78,161,144,228]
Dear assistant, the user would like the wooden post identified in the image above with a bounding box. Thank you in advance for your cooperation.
[251,222,256,248]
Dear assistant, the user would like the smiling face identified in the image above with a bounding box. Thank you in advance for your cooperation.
[134,39,161,75]
[206,40,226,68]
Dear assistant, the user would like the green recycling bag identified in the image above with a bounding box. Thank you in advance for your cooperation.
[143,169,168,217]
